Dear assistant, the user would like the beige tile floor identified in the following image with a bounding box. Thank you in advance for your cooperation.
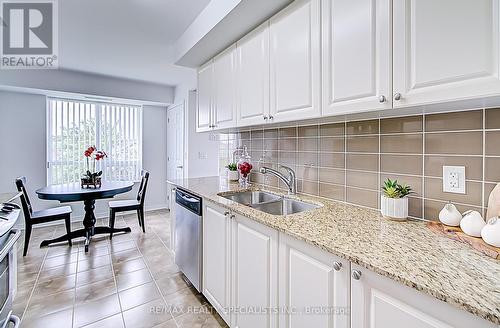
[13,209,227,328]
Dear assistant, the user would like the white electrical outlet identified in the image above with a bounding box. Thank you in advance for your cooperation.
[443,166,466,194]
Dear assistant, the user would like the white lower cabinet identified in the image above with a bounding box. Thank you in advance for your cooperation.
[203,202,232,324]
[350,263,498,328]
[231,214,279,328]
[202,203,495,328]
[278,233,350,328]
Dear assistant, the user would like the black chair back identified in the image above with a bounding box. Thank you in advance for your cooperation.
[15,177,33,221]
[136,170,150,206]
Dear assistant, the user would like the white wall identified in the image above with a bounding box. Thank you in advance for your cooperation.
[172,80,219,178]
[142,105,168,209]
[0,90,168,225]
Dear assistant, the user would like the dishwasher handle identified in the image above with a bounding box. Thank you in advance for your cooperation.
[175,189,202,216]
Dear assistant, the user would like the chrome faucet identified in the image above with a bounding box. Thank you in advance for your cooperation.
[259,165,297,195]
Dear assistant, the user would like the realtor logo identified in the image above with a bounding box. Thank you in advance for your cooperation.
[0,0,58,69]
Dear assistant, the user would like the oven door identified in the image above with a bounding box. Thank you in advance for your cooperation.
[0,229,21,328]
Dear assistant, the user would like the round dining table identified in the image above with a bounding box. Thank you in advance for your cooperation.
[36,181,134,252]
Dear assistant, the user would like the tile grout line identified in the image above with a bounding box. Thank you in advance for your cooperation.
[344,121,347,201]
[482,108,486,216]
[378,118,381,211]
[106,223,127,328]
[19,228,56,323]
[422,112,426,220]
[130,223,181,328]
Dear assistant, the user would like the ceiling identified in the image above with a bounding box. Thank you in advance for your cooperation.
[58,0,211,86]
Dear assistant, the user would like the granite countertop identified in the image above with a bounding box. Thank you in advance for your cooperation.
[167,176,500,325]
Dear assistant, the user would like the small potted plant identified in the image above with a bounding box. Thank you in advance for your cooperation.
[226,163,239,181]
[81,146,107,188]
[381,178,412,221]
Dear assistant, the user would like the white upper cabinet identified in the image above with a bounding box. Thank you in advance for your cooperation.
[236,22,270,127]
[231,214,279,328]
[279,233,350,328]
[350,263,498,328]
[196,60,213,132]
[393,0,500,107]
[213,44,237,129]
[322,0,392,115]
[270,0,321,123]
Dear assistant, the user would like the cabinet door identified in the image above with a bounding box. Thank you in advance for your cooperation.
[236,22,270,127]
[322,0,392,115]
[350,263,498,328]
[203,202,231,324]
[213,44,237,129]
[279,233,350,328]
[197,61,213,132]
[270,0,321,123]
[393,0,500,107]
[232,214,278,328]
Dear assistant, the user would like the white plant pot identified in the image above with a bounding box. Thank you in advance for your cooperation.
[227,170,239,181]
[381,195,408,221]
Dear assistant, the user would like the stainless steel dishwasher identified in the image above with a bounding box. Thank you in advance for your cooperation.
[174,188,202,292]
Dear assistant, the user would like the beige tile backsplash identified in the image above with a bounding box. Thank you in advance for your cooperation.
[219,108,500,221]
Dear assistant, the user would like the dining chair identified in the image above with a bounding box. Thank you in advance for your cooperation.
[15,177,72,256]
[108,170,150,239]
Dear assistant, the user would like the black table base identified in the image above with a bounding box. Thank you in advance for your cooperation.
[40,199,131,252]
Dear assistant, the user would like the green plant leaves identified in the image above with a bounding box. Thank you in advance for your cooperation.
[382,178,413,198]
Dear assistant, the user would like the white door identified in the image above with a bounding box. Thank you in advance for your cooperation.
[350,263,498,328]
[393,0,500,107]
[279,233,350,328]
[197,60,213,132]
[236,21,270,127]
[213,44,237,129]
[269,0,321,123]
[231,214,278,328]
[167,103,184,182]
[203,202,231,324]
[322,0,392,115]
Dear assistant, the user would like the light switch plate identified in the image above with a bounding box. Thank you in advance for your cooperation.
[443,166,466,194]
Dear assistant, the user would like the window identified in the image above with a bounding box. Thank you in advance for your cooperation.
[47,98,143,184]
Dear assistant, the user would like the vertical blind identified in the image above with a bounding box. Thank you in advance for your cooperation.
[47,98,143,184]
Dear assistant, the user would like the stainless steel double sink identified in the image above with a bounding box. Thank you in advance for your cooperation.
[219,191,321,215]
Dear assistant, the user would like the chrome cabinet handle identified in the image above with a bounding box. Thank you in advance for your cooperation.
[230,214,235,219]
[351,269,362,280]
[224,211,230,216]
[333,261,342,271]
[269,115,274,120]
[9,314,20,328]
[263,115,268,120]
[379,95,386,103]
[393,93,402,101]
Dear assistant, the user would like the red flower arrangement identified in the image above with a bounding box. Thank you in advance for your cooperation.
[82,146,107,188]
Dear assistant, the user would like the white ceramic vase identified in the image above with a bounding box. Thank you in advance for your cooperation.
[438,203,462,226]
[380,195,408,221]
[481,217,500,247]
[227,170,239,181]
[460,210,486,237]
